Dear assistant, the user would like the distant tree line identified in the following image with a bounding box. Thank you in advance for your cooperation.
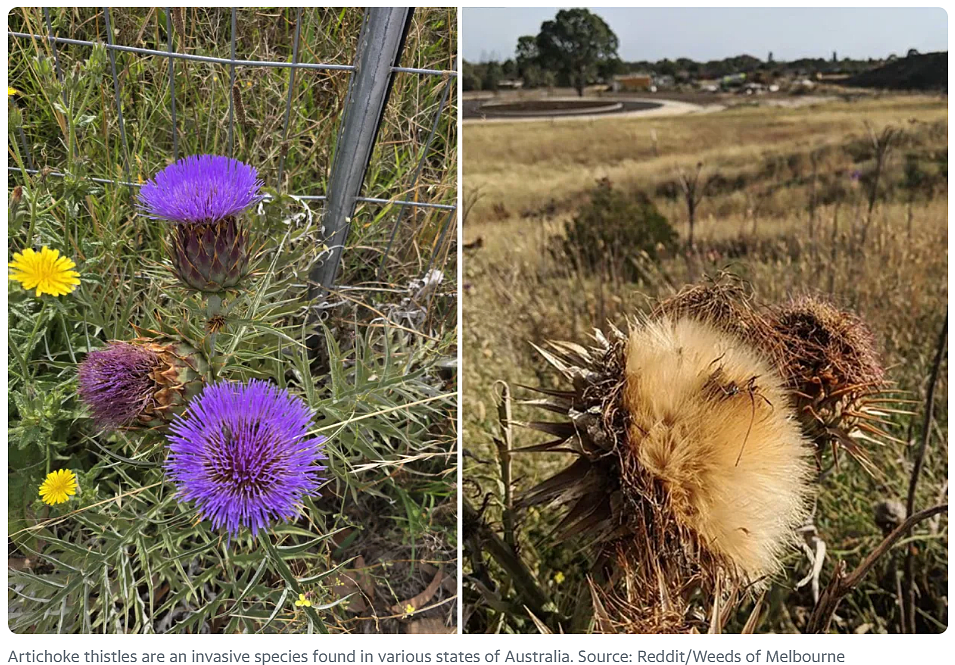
[464,8,921,93]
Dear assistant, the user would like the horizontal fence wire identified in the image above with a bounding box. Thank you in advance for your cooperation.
[7,31,457,76]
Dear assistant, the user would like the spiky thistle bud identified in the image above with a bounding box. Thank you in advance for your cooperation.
[10,185,23,220]
[77,339,206,430]
[137,155,262,293]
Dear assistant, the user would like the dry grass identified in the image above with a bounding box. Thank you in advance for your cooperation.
[463,94,947,634]
[464,95,945,226]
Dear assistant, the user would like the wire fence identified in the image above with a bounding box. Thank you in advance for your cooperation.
[8,7,457,296]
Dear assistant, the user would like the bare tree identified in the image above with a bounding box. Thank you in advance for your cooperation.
[747,155,782,236]
[859,122,901,248]
[676,161,709,249]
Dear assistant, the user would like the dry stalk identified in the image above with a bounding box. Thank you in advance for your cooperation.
[492,381,516,549]
[859,122,900,248]
[902,312,947,632]
[675,161,709,249]
[807,504,947,633]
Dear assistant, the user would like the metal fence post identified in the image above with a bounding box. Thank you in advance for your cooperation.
[308,7,411,297]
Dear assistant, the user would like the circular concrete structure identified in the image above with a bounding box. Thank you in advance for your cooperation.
[476,99,628,117]
[463,96,709,124]
[468,97,665,120]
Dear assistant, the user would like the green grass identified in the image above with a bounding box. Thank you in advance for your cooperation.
[462,95,947,634]
[8,7,457,634]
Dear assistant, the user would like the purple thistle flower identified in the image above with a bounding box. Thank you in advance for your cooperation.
[78,342,163,429]
[165,380,327,538]
[138,155,262,225]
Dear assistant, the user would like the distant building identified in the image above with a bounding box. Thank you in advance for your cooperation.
[612,74,653,92]
[654,74,675,88]
[497,79,523,89]
[720,73,747,89]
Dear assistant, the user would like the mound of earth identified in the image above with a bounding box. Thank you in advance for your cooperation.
[846,51,947,91]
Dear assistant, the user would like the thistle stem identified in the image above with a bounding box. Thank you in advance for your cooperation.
[206,294,222,382]
[25,300,49,381]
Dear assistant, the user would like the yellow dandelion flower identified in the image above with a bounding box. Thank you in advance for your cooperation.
[39,469,78,506]
[9,246,81,297]
[9,86,20,97]
[554,571,565,585]
[403,603,415,617]
[294,593,311,608]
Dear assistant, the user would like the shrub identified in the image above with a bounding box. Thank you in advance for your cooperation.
[554,178,677,281]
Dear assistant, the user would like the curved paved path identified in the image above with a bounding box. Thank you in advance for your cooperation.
[463,96,709,124]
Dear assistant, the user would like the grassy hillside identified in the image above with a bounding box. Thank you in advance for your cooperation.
[462,95,947,634]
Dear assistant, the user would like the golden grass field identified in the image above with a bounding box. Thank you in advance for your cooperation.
[462,93,948,633]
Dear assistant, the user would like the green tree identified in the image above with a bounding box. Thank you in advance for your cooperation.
[535,9,619,96]
[502,58,518,79]
[516,35,539,77]
[462,60,483,91]
[482,60,503,91]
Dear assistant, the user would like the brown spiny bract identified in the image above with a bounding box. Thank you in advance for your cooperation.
[135,338,207,426]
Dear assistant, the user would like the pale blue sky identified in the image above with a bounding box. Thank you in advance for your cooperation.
[463,7,948,62]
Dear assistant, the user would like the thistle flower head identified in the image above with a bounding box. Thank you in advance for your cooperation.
[78,340,205,430]
[164,380,326,538]
[78,342,164,429]
[769,295,888,468]
[138,155,262,225]
[138,155,258,292]
[771,295,883,389]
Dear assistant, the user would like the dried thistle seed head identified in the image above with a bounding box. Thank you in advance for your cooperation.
[517,317,814,633]
[768,295,888,465]
[622,318,814,582]
[771,295,883,389]
[653,275,786,372]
